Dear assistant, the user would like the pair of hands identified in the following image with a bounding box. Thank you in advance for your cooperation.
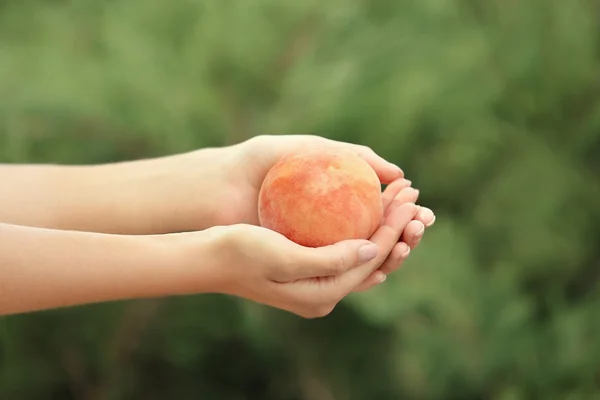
[176,135,435,318]
[0,134,431,317]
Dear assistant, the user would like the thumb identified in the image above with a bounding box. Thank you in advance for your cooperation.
[289,240,379,280]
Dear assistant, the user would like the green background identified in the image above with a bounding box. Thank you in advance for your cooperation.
[1,1,599,399]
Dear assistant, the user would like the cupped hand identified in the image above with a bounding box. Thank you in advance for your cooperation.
[221,135,435,288]
[204,197,421,318]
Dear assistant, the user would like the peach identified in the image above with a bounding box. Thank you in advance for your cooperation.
[258,148,383,247]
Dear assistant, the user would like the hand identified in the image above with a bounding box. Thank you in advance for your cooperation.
[0,134,434,245]
[223,134,404,226]
[352,178,436,292]
[0,199,414,316]
[185,199,420,318]
[221,135,436,288]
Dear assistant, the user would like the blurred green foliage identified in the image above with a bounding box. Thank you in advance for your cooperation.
[1,0,600,399]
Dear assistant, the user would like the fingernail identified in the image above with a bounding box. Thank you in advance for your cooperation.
[426,214,436,227]
[358,244,378,263]
[419,208,435,224]
[405,179,412,186]
[402,187,418,197]
[402,244,411,257]
[392,164,403,174]
[379,274,387,283]
[396,244,410,266]
[414,226,425,240]
[398,243,411,260]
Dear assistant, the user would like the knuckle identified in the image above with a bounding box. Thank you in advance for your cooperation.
[251,134,269,143]
[378,266,391,275]
[328,252,346,276]
[358,144,373,153]
[390,196,404,210]
[383,260,401,275]
[246,134,273,153]
[405,202,419,214]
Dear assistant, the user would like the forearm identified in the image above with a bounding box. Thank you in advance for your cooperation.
[0,223,216,315]
[0,163,130,232]
[0,147,231,234]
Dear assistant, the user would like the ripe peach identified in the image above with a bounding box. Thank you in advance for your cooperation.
[258,148,383,247]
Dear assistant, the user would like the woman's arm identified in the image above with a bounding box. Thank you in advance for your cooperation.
[0,147,232,234]
[0,199,417,317]
[0,223,215,315]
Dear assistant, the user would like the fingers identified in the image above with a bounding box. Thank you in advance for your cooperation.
[352,209,432,293]
[401,220,425,249]
[385,187,420,217]
[417,206,436,227]
[381,179,412,210]
[352,270,387,292]
[378,241,411,275]
[353,242,410,291]
[335,202,418,293]
[252,135,403,185]
[285,239,379,280]
[351,145,404,184]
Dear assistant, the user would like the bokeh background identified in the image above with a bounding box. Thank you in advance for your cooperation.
[1,0,600,399]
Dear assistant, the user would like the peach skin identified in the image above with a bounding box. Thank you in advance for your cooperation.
[258,148,383,247]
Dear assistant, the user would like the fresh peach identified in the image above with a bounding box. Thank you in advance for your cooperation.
[258,148,383,247]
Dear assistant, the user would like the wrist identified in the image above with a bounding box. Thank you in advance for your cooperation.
[157,225,232,296]
[108,147,237,234]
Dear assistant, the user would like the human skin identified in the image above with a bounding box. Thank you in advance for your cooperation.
[0,147,231,235]
[0,135,434,235]
[0,135,435,302]
[0,199,418,318]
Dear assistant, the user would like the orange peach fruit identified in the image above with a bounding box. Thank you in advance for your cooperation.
[258,148,383,247]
